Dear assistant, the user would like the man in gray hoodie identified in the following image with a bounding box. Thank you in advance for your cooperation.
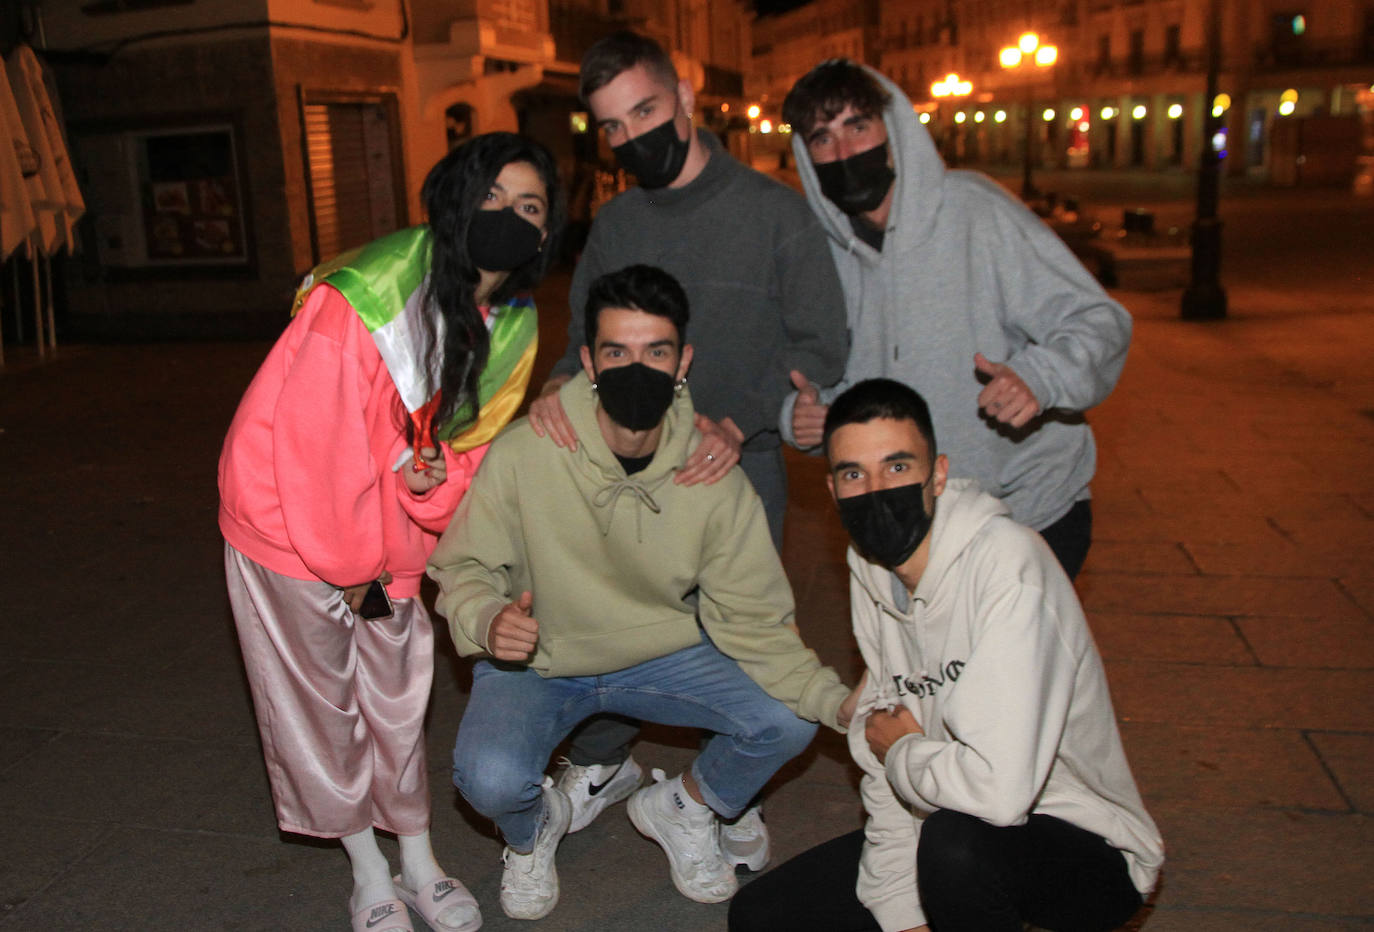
[780,60,1132,580]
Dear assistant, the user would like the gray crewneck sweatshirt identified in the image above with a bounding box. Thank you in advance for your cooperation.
[785,69,1132,531]
[552,130,848,449]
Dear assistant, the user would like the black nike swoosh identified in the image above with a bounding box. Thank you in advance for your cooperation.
[586,761,627,797]
[433,884,455,902]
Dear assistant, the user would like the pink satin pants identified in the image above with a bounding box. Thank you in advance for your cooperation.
[225,543,433,838]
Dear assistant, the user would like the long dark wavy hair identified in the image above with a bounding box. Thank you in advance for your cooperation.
[417,132,564,439]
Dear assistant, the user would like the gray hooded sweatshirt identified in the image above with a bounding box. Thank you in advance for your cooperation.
[785,69,1132,532]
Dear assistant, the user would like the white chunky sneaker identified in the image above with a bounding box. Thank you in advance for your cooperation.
[719,803,771,871]
[555,754,644,833]
[627,769,738,904]
[499,778,571,920]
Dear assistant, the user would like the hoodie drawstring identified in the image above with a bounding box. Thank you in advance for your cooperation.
[592,478,663,542]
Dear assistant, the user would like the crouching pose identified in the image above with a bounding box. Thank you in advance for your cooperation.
[729,379,1163,932]
[428,265,856,920]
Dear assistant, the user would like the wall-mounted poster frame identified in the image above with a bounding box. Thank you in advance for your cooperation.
[134,120,250,267]
[71,112,255,276]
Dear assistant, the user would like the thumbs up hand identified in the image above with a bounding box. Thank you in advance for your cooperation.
[488,590,540,662]
[974,353,1041,428]
[790,369,829,449]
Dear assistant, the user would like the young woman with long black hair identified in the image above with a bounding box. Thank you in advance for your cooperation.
[218,132,564,932]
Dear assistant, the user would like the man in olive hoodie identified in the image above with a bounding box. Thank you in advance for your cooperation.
[428,265,855,922]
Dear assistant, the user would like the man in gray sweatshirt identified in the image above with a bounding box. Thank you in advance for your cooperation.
[781,60,1132,580]
[523,30,850,869]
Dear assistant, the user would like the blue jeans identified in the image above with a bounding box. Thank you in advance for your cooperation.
[452,634,818,851]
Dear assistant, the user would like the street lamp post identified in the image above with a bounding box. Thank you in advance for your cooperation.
[1000,33,1057,200]
[931,73,973,166]
[1181,0,1228,319]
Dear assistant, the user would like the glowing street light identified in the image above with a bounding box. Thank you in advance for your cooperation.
[931,73,973,98]
[1000,31,1059,197]
[930,73,973,165]
[747,104,761,120]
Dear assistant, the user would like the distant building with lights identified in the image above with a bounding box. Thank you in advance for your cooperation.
[753,0,1374,186]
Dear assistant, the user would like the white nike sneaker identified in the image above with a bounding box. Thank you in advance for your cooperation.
[500,778,571,920]
[554,754,644,833]
[719,803,771,871]
[627,769,738,904]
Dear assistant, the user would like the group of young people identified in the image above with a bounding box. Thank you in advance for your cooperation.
[219,29,1162,932]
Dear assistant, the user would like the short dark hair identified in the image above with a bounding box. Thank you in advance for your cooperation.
[584,264,690,347]
[580,30,679,103]
[782,59,891,140]
[823,378,937,458]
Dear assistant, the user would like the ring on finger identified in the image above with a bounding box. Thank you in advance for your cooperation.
[705,452,715,462]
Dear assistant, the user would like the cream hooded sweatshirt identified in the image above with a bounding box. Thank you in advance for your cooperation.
[846,479,1162,930]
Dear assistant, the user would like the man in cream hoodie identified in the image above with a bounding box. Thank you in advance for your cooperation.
[730,379,1162,932]
[781,60,1132,581]
[428,265,855,922]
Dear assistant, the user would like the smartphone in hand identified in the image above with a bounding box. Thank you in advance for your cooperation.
[357,579,394,620]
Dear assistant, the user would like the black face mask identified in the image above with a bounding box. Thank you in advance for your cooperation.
[595,362,676,431]
[466,207,542,272]
[612,111,691,190]
[814,141,896,216]
[837,481,933,568]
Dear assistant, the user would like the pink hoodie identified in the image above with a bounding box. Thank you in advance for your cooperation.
[218,284,486,597]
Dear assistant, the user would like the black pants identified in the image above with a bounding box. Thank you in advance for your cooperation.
[728,812,1141,932]
[1039,499,1092,582]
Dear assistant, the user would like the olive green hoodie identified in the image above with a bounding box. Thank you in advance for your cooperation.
[427,372,850,731]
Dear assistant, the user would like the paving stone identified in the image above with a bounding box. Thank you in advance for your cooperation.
[1081,540,1198,576]
[1106,662,1374,731]
[1079,573,1366,622]
[1182,539,1326,578]
[1120,723,1346,810]
[1139,908,1374,930]
[1345,491,1374,519]
[0,726,61,777]
[6,826,341,931]
[0,647,260,741]
[0,813,110,915]
[1148,804,1373,916]
[0,732,274,836]
[1088,612,1252,664]
[1236,615,1374,668]
[1339,576,1374,619]
[1306,732,1374,813]
[1090,513,1290,547]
